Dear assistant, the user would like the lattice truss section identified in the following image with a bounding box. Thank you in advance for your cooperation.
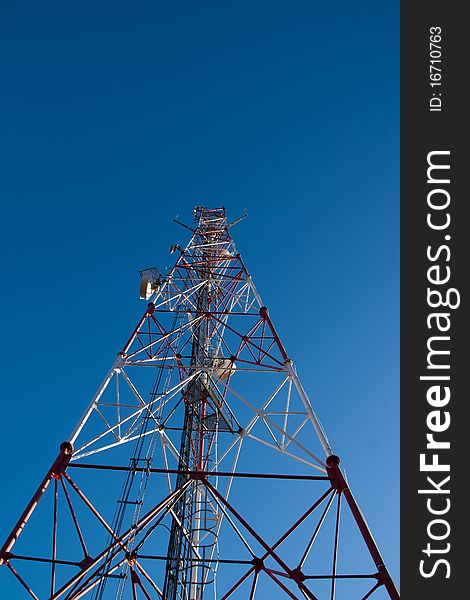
[0,207,399,600]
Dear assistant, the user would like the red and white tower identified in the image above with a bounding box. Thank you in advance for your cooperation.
[0,206,399,599]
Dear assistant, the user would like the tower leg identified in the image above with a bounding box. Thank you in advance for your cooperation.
[326,455,399,600]
[0,442,72,564]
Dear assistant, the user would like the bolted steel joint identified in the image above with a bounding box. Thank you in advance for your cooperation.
[251,556,264,572]
[326,455,348,492]
[51,442,74,478]
[60,441,73,455]
[291,566,307,582]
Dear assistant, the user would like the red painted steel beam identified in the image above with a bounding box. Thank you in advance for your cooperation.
[203,478,319,600]
[5,562,40,600]
[49,481,192,599]
[121,304,155,354]
[265,568,300,599]
[224,486,335,597]
[68,463,329,481]
[0,442,72,565]
[259,306,289,361]
[326,455,399,600]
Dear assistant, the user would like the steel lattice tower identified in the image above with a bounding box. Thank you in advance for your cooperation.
[0,207,399,599]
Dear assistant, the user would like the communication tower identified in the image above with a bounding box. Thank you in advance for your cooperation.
[0,207,399,599]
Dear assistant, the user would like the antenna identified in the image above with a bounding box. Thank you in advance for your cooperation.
[138,267,162,300]
[173,216,195,233]
[227,213,248,229]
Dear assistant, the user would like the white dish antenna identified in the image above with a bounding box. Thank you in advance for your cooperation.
[139,268,162,301]
[212,358,236,381]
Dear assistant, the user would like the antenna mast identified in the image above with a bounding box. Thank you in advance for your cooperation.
[163,207,229,599]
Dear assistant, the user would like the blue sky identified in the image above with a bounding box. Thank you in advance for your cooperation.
[0,1,399,596]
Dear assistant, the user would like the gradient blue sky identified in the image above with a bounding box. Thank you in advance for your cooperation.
[0,1,399,595]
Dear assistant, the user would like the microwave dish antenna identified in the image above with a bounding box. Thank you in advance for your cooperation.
[139,267,162,300]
